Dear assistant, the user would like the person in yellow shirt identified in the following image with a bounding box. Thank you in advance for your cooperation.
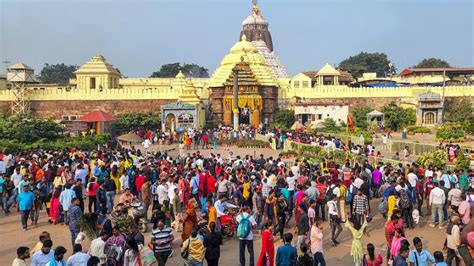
[181,230,205,264]
[30,231,51,254]
[206,200,217,230]
[12,246,30,266]
[387,192,398,218]
[242,179,251,203]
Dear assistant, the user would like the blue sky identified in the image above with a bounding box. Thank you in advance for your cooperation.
[1,0,473,77]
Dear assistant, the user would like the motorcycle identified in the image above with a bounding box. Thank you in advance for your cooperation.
[220,209,238,238]
[129,201,148,233]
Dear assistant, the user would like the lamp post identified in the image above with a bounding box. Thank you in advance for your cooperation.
[232,66,239,131]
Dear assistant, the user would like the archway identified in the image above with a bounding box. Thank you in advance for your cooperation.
[165,113,176,132]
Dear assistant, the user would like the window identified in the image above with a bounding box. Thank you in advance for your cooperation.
[294,81,300,88]
[311,114,316,121]
[178,113,194,123]
[317,114,322,120]
[90,77,96,89]
[302,81,309,88]
[424,112,435,124]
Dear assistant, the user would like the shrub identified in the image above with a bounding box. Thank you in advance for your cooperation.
[436,123,465,142]
[407,126,431,135]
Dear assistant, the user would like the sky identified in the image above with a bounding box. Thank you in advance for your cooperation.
[1,0,473,77]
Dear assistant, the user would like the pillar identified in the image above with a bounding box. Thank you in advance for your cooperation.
[232,67,239,131]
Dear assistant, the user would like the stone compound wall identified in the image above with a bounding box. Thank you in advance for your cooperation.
[0,99,174,119]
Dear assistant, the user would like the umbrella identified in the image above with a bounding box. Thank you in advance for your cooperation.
[116,133,143,143]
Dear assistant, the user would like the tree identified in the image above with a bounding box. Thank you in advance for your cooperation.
[444,96,473,133]
[413,58,451,68]
[272,109,295,130]
[150,63,209,78]
[322,118,338,132]
[382,101,416,131]
[0,114,64,143]
[110,112,161,134]
[351,106,372,129]
[38,63,78,84]
[338,52,394,78]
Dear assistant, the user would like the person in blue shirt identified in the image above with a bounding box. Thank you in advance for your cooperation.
[276,232,297,266]
[433,251,447,266]
[16,184,36,230]
[408,237,435,266]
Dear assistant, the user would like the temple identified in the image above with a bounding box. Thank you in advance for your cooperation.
[0,1,472,131]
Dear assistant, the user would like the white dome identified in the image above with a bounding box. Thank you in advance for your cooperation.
[242,14,268,26]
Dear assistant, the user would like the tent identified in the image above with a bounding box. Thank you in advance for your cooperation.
[78,109,117,135]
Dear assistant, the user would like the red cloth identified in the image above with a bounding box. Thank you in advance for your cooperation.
[135,175,146,192]
[207,176,216,194]
[257,230,275,266]
[198,173,207,197]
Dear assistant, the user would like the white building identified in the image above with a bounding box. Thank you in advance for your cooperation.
[294,104,349,126]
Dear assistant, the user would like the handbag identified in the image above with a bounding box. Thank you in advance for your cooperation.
[181,238,191,259]
[139,244,156,266]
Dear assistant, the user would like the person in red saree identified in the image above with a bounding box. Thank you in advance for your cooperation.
[181,201,198,243]
[178,177,190,203]
[49,188,62,224]
[257,221,275,266]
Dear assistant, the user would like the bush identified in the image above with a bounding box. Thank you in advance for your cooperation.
[271,109,295,130]
[407,126,431,135]
[110,111,161,135]
[0,114,64,144]
[416,149,447,169]
[436,123,465,142]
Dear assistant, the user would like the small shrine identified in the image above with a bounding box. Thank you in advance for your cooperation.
[417,91,443,126]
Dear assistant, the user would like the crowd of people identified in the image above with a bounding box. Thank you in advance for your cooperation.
[1,128,474,266]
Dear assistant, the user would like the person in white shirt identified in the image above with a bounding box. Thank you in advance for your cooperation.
[67,244,90,266]
[236,206,257,266]
[31,241,54,266]
[429,182,446,229]
[89,232,107,265]
[327,193,342,245]
[214,195,237,231]
[448,187,462,207]
[157,181,169,205]
[407,171,418,188]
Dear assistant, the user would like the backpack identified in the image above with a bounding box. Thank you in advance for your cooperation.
[399,190,411,209]
[325,186,335,202]
[345,185,356,203]
[237,214,251,239]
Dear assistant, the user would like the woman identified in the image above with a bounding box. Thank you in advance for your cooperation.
[389,228,406,260]
[362,243,383,266]
[123,237,141,266]
[106,226,126,265]
[111,165,120,194]
[257,221,275,266]
[49,187,62,224]
[87,177,99,213]
[182,201,198,242]
[345,218,369,266]
[181,229,204,266]
[203,222,223,266]
[387,191,397,218]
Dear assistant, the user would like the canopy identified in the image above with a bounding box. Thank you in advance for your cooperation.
[367,110,384,116]
[79,109,117,122]
[116,133,143,143]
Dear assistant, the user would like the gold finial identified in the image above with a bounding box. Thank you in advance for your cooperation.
[252,0,260,17]
[240,56,245,62]
[241,34,247,42]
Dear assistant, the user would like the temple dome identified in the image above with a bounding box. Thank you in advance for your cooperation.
[242,14,268,26]
[230,35,258,54]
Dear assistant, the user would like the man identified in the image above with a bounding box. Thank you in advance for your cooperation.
[59,183,76,225]
[97,181,107,213]
[446,215,472,265]
[296,203,309,249]
[458,194,471,225]
[68,198,83,249]
[276,233,297,266]
[31,239,54,265]
[171,187,182,232]
[118,188,133,205]
[97,208,113,237]
[352,189,369,226]
[408,237,435,266]
[276,193,287,240]
[315,177,326,221]
[141,179,152,221]
[12,246,30,266]
[103,176,116,214]
[16,184,35,230]
[45,246,66,266]
[433,251,447,266]
[236,206,257,266]
[128,223,145,246]
[151,218,174,266]
[429,182,445,229]
[31,231,51,254]
[67,244,90,266]
[327,193,343,246]
[89,231,107,265]
[393,245,409,266]
[214,194,237,231]
[3,174,16,214]
[447,185,462,210]
[72,179,84,212]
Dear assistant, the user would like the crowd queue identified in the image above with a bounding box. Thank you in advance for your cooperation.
[1,128,474,266]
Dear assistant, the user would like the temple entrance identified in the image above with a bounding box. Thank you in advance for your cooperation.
[239,106,251,125]
[165,113,176,132]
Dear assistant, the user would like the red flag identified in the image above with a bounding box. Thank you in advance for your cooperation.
[347,115,355,132]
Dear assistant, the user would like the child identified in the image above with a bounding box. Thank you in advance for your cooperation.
[296,244,313,266]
